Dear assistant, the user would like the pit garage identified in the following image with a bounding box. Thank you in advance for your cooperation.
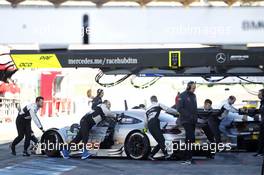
[0,2,264,175]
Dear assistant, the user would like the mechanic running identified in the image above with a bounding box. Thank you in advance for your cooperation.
[197,99,215,143]
[91,89,104,110]
[206,105,222,145]
[60,100,117,160]
[16,103,39,153]
[177,81,197,165]
[197,99,219,157]
[146,95,178,160]
[11,96,45,156]
[254,89,264,157]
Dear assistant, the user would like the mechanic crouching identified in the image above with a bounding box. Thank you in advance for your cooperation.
[146,95,178,160]
[218,96,246,141]
[177,81,197,165]
[254,89,264,157]
[60,100,117,160]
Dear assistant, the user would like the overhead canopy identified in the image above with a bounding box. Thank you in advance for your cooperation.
[9,46,264,76]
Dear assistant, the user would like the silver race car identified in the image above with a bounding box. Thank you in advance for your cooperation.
[40,110,212,160]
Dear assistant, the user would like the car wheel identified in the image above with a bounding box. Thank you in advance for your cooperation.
[124,131,150,160]
[41,131,63,157]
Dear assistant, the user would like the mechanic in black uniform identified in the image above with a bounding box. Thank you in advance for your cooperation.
[177,81,197,165]
[208,115,222,145]
[91,89,104,110]
[254,89,264,157]
[146,95,178,160]
[16,103,39,153]
[60,100,117,160]
[197,99,215,143]
[11,96,45,156]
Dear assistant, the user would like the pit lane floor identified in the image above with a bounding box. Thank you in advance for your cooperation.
[0,143,262,175]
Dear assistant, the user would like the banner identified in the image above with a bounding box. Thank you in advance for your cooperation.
[1,7,264,44]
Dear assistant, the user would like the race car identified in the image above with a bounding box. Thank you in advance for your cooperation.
[196,106,260,152]
[39,110,213,160]
[228,120,260,151]
[228,102,261,151]
[202,100,261,151]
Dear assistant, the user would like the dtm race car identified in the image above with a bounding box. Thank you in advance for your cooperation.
[38,103,261,160]
[196,101,261,152]
[226,101,261,151]
[39,110,213,160]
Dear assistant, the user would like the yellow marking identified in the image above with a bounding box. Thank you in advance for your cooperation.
[10,54,61,69]
[169,51,181,69]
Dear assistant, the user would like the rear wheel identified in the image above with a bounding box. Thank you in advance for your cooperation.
[41,131,64,157]
[124,131,150,160]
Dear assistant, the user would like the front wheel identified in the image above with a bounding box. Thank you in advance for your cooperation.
[124,131,150,160]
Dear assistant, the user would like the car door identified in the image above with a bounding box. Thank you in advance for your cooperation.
[88,119,110,145]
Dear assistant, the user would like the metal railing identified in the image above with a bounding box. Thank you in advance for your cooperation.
[0,97,20,123]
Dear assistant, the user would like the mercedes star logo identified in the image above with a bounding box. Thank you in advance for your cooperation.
[216,53,226,64]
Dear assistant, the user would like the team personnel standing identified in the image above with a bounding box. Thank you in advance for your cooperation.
[11,96,45,156]
[91,89,104,110]
[60,100,117,160]
[254,89,264,157]
[146,95,178,160]
[177,81,197,165]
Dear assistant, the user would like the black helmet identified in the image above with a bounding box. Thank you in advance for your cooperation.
[97,89,104,95]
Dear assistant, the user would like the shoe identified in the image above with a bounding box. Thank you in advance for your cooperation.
[253,153,263,157]
[11,151,16,156]
[60,149,70,159]
[181,160,192,165]
[81,150,92,160]
[148,155,155,161]
[10,144,16,156]
[23,151,30,157]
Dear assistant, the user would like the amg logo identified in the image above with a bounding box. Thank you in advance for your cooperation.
[19,62,33,67]
[40,55,52,60]
[242,20,264,30]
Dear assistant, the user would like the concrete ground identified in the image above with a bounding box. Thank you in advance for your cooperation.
[0,142,262,175]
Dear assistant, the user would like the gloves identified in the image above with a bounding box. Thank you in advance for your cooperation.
[239,108,248,115]
[116,113,124,122]
[40,127,45,133]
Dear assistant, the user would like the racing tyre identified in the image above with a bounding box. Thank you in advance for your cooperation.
[124,131,150,160]
[41,130,64,157]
